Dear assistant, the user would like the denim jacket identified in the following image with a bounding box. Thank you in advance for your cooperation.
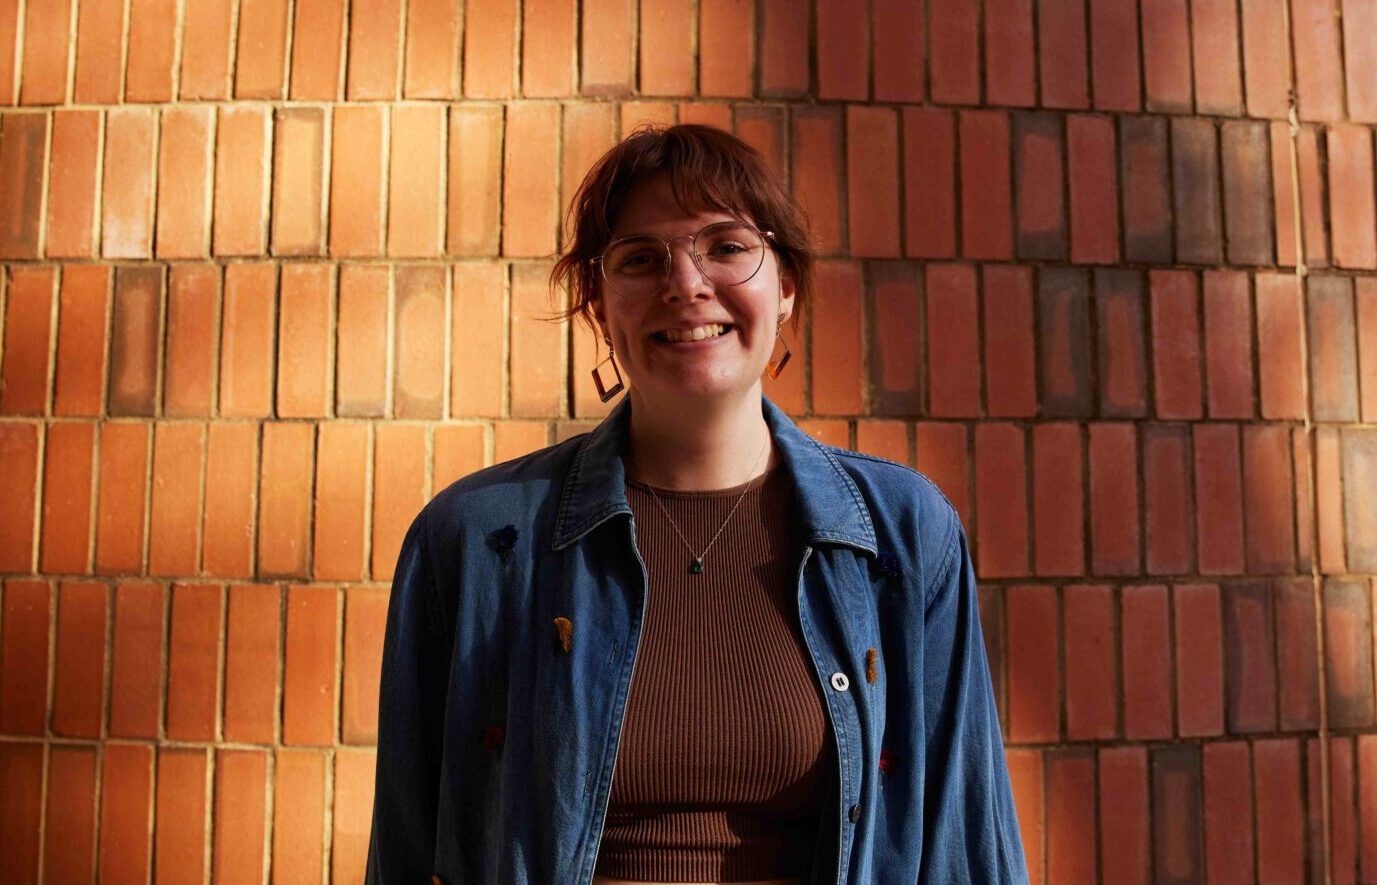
[366,393,1029,884]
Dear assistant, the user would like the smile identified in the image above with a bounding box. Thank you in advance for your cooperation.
[651,323,735,344]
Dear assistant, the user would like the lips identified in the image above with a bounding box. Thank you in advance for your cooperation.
[651,323,735,343]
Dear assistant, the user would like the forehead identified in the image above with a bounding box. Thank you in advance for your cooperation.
[610,173,752,237]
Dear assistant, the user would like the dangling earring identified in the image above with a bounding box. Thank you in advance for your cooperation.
[765,316,791,379]
[591,335,625,402]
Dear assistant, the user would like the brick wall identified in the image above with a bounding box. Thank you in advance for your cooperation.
[0,0,1375,882]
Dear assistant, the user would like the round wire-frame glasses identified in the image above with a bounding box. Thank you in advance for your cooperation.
[589,221,776,299]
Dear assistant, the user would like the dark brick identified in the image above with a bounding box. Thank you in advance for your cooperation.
[1038,268,1093,416]
[1222,581,1277,733]
[1323,577,1375,729]
[1013,112,1066,260]
[1170,117,1223,265]
[1341,428,1377,572]
[1220,121,1274,265]
[1094,269,1147,417]
[1151,744,1204,883]
[1120,116,1172,263]
[1306,275,1359,422]
[109,267,164,417]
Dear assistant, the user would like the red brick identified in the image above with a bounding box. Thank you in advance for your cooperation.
[202,424,258,578]
[1094,269,1147,417]
[493,421,548,463]
[349,0,404,98]
[809,261,864,415]
[125,0,177,101]
[0,581,50,734]
[165,265,219,417]
[149,422,205,576]
[1148,270,1202,419]
[925,264,980,417]
[272,750,326,882]
[1359,279,1377,421]
[290,0,347,99]
[1322,736,1358,885]
[450,262,505,417]
[47,110,101,257]
[270,108,324,256]
[1273,578,1320,730]
[982,0,1033,106]
[90,768,145,885]
[1270,122,1300,267]
[1097,747,1149,885]
[1066,114,1118,264]
[1291,428,1313,574]
[43,746,97,883]
[327,106,385,257]
[1031,423,1084,577]
[213,106,270,256]
[1086,0,1140,111]
[0,742,43,882]
[179,0,234,99]
[371,424,427,580]
[275,264,331,419]
[1221,581,1278,731]
[1315,428,1345,572]
[1005,749,1044,884]
[0,113,44,258]
[1037,268,1092,416]
[560,101,616,239]
[1192,424,1245,574]
[1005,585,1058,741]
[1140,0,1191,111]
[1202,741,1255,885]
[620,101,675,135]
[845,106,901,258]
[1038,0,1088,108]
[916,422,970,528]
[502,104,558,258]
[41,421,95,573]
[959,111,1012,260]
[1324,577,1375,728]
[165,583,222,741]
[1240,0,1289,118]
[233,0,289,98]
[108,266,161,416]
[401,0,459,98]
[259,423,314,578]
[72,0,122,103]
[464,0,518,97]
[95,422,148,575]
[154,748,208,883]
[681,103,734,130]
[1295,126,1330,267]
[155,106,213,258]
[1,266,54,415]
[1120,116,1171,263]
[395,265,447,418]
[1142,424,1192,574]
[332,749,377,882]
[101,108,157,259]
[109,581,164,737]
[1220,121,1273,265]
[224,583,279,743]
[855,421,911,465]
[758,0,807,96]
[1345,0,1377,121]
[1121,584,1171,738]
[1013,112,1065,260]
[1362,735,1377,882]
[1256,272,1305,419]
[212,749,268,882]
[1063,585,1115,738]
[1153,745,1206,879]
[982,266,1036,417]
[1307,275,1359,420]
[1329,125,1377,269]
[928,0,978,103]
[434,424,485,489]
[1045,749,1095,883]
[0,425,39,570]
[1241,424,1295,574]
[976,586,1005,716]
[901,108,954,259]
[1344,430,1377,572]
[696,0,750,96]
[508,262,563,418]
[52,581,106,737]
[1170,117,1221,264]
[447,105,503,256]
[1171,582,1223,737]
[866,263,921,416]
[388,105,446,257]
[580,0,635,95]
[282,584,337,746]
[815,0,867,100]
[314,423,368,582]
[1191,0,1242,113]
[219,263,276,417]
[342,587,387,743]
[336,265,389,416]
[736,90,785,169]
[1291,0,1346,121]
[872,0,924,101]
[1253,739,1305,880]
[974,423,1028,578]
[1202,270,1254,418]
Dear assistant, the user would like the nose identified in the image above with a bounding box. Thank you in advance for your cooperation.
[659,236,714,302]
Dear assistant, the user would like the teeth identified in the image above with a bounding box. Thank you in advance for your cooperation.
[662,323,727,342]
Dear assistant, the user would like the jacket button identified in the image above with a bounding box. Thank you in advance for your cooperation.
[830,672,850,691]
[848,803,861,822]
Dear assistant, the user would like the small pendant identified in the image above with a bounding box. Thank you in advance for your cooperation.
[689,558,704,574]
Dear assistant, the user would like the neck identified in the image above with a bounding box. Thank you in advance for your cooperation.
[623,385,778,491]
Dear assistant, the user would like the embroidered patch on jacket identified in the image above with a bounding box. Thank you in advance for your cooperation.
[553,616,573,653]
[875,550,901,582]
[866,647,879,684]
[878,747,895,774]
[486,524,519,562]
[483,724,505,751]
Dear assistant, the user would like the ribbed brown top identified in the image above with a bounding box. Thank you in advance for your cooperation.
[593,463,832,882]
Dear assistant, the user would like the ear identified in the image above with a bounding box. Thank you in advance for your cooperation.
[589,294,608,339]
[777,268,797,326]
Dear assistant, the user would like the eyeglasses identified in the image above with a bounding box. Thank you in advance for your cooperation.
[590,221,775,300]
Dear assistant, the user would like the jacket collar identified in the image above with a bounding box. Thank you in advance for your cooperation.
[551,393,877,555]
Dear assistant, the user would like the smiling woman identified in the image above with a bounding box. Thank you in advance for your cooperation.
[365,124,1029,885]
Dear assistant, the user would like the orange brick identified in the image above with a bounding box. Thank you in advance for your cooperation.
[395,265,446,417]
[272,750,326,881]
[47,110,101,257]
[212,749,268,883]
[329,106,386,257]
[154,748,209,883]
[809,261,864,415]
[502,103,559,257]
[164,265,219,417]
[52,581,107,738]
[1202,270,1254,418]
[621,100,675,137]
[494,420,548,463]
[336,264,390,416]
[793,107,844,256]
[1329,124,1377,269]
[758,0,806,96]
[0,742,43,883]
[698,0,751,96]
[156,106,213,258]
[736,105,785,180]
[1,266,55,415]
[1254,739,1305,878]
[342,587,386,743]
[109,581,164,738]
[371,423,427,580]
[179,0,234,99]
[213,106,270,256]
[522,0,576,97]
[95,422,149,575]
[916,422,970,527]
[854,420,910,465]
[1241,425,1295,574]
[99,744,155,882]
[271,107,325,256]
[347,0,402,99]
[219,263,277,417]
[974,423,1028,578]
[403,0,460,98]
[166,583,222,741]
[43,746,98,883]
[283,585,338,746]
[0,424,40,570]
[276,263,332,418]
[434,423,485,490]
[234,0,289,99]
[1005,584,1059,741]
[125,0,177,101]
[202,423,258,578]
[332,750,377,881]
[314,423,368,582]
[109,266,163,416]
[72,0,123,103]
[224,584,280,743]
[0,112,46,258]
[450,263,505,418]
[290,0,346,100]
[580,0,634,95]
[816,0,867,100]
[1005,748,1044,884]
[54,265,111,416]
[259,422,315,578]
[463,0,517,97]
[1315,428,1346,573]
[560,102,616,240]
[509,262,564,418]
[847,105,901,258]
[925,263,981,417]
[388,104,446,257]
[101,109,158,260]
[678,102,733,129]
[447,105,503,256]
[41,421,95,574]
[0,581,50,734]
[148,422,205,576]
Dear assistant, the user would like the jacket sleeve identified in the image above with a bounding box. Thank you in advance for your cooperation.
[917,514,1030,884]
[366,506,454,884]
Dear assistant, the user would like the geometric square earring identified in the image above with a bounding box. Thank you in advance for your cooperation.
[765,328,791,379]
[591,335,625,402]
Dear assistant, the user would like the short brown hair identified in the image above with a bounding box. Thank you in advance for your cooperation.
[548,123,813,335]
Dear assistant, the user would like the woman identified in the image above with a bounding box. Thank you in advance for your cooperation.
[366,124,1028,885]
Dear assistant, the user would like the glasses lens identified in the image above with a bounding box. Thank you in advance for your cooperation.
[599,222,767,299]
[602,237,667,299]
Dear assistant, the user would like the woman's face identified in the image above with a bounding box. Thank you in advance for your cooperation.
[589,173,795,405]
